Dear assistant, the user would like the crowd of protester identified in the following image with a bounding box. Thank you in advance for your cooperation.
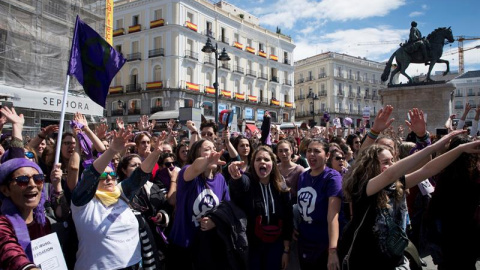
[0,104,479,270]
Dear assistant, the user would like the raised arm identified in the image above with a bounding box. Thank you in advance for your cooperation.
[186,120,200,144]
[66,129,82,192]
[470,105,480,136]
[1,107,24,142]
[365,129,466,196]
[183,149,225,181]
[222,129,238,158]
[75,112,106,153]
[72,128,132,206]
[28,124,58,151]
[406,134,480,188]
[457,102,471,130]
[360,105,395,151]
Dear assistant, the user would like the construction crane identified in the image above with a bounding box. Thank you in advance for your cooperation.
[456,36,480,74]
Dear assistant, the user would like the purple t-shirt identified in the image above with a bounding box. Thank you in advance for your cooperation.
[296,167,344,253]
[169,165,230,248]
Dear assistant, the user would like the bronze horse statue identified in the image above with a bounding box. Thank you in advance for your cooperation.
[381,27,455,85]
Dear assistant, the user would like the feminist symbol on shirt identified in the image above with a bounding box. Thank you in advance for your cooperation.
[297,187,317,223]
[192,189,219,226]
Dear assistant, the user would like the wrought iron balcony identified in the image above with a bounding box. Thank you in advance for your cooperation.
[284,79,292,86]
[246,69,257,77]
[297,78,304,84]
[126,83,142,93]
[128,109,141,115]
[259,72,268,80]
[204,56,215,66]
[185,50,198,61]
[127,52,142,61]
[148,48,164,58]
[111,109,124,116]
[318,73,327,79]
[233,65,244,74]
[218,36,229,44]
[270,76,279,83]
[203,30,215,39]
[220,63,231,70]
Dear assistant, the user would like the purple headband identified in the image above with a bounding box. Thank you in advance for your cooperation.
[0,158,46,261]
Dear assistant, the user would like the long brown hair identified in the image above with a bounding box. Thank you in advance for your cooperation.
[343,144,404,208]
[187,139,222,175]
[248,145,289,193]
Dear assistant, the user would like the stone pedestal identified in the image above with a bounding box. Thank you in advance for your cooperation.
[379,83,455,132]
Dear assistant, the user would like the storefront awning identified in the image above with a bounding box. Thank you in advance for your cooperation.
[150,110,179,120]
[245,124,259,134]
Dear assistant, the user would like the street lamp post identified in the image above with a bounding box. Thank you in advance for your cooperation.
[308,89,319,126]
[202,38,231,123]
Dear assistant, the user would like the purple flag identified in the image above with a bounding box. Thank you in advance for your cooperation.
[67,16,126,107]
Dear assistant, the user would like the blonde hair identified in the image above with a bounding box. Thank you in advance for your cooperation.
[343,144,404,208]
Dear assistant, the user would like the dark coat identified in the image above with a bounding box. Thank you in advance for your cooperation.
[203,201,248,270]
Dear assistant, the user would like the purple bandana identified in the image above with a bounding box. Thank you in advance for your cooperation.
[0,158,46,261]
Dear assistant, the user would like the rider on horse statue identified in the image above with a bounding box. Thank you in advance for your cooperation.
[405,21,430,64]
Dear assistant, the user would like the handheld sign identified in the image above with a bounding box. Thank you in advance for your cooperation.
[31,232,67,270]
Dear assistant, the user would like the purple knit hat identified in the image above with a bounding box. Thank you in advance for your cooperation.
[0,158,46,261]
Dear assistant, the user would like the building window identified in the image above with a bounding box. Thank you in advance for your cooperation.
[132,41,139,53]
[153,66,161,81]
[186,67,193,82]
[184,98,194,108]
[203,102,213,116]
[152,98,163,108]
[132,15,139,26]
[154,36,162,49]
[128,99,141,115]
[206,21,213,37]
[235,80,240,94]
[154,9,162,20]
[187,12,194,22]
[116,19,123,28]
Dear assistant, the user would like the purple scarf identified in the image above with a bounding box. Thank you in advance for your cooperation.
[0,158,46,261]
[70,120,95,168]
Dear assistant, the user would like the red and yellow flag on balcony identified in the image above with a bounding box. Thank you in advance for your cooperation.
[259,51,267,58]
[233,42,243,50]
[284,101,293,107]
[109,86,123,94]
[150,19,164,28]
[146,81,163,90]
[113,28,124,37]
[271,99,280,106]
[235,93,245,100]
[269,54,278,61]
[186,82,200,91]
[128,24,141,33]
[221,90,232,98]
[205,86,215,94]
[186,21,197,32]
[248,95,258,102]
[246,46,255,54]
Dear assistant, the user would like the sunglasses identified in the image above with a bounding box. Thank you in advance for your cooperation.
[99,171,117,180]
[164,162,174,167]
[25,151,35,159]
[335,156,345,161]
[354,141,361,144]
[201,132,214,137]
[12,174,45,187]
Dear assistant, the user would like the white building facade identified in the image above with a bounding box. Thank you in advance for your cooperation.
[108,0,295,129]
[294,52,385,127]
[451,70,480,120]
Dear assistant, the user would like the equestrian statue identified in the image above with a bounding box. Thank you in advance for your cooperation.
[381,22,455,85]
